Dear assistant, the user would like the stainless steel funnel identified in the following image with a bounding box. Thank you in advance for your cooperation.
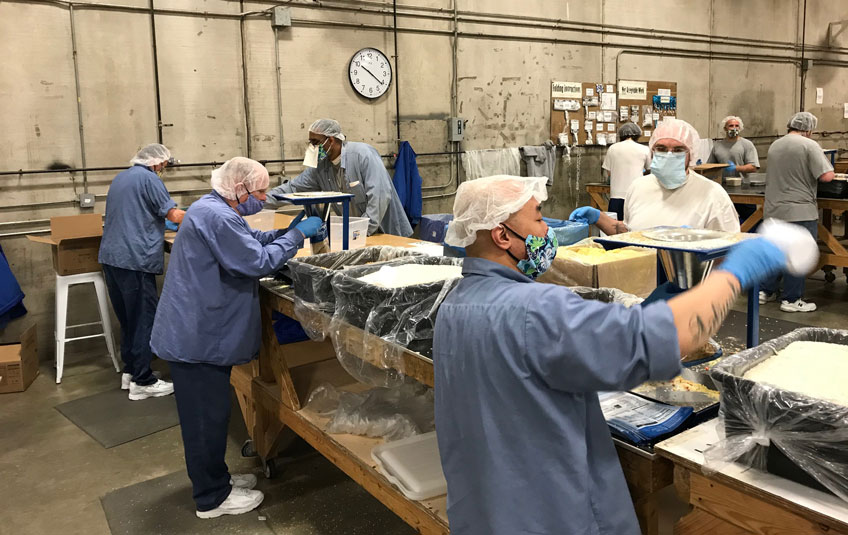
[658,249,715,289]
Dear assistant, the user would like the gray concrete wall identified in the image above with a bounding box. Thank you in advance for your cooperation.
[1,0,848,357]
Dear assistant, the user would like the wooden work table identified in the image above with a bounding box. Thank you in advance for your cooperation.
[586,182,848,281]
[655,419,848,534]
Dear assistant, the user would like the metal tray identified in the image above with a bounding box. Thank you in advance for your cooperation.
[642,228,732,242]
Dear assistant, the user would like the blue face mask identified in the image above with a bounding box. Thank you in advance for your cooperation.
[236,192,265,217]
[502,224,558,280]
[651,151,688,190]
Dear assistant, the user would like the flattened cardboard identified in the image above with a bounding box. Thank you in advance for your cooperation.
[0,324,38,394]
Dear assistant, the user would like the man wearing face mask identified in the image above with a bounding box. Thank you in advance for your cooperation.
[707,115,760,179]
[99,143,185,399]
[150,157,322,519]
[434,175,814,535]
[266,119,413,237]
[623,118,740,233]
[760,111,834,313]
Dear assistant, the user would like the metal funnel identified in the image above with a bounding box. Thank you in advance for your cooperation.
[658,249,715,289]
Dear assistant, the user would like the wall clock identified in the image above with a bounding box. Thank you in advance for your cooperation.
[349,47,393,100]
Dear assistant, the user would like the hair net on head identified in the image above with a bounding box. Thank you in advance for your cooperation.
[130,143,171,167]
[649,118,700,156]
[309,119,346,141]
[788,111,818,132]
[618,122,642,138]
[445,175,548,248]
[211,157,270,201]
[720,115,744,131]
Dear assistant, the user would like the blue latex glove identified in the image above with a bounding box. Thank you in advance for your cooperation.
[568,206,601,225]
[717,237,787,288]
[724,161,737,176]
[294,216,324,239]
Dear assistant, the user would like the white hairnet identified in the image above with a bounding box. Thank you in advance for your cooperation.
[211,157,270,201]
[309,119,346,141]
[445,175,548,248]
[720,115,744,131]
[130,143,171,167]
[618,122,642,138]
[788,111,818,132]
[649,118,700,157]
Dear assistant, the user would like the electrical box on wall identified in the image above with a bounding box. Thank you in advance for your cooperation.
[448,117,466,142]
[272,7,292,28]
[78,193,95,208]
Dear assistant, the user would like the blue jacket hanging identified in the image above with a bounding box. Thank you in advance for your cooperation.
[0,243,26,329]
[392,141,423,227]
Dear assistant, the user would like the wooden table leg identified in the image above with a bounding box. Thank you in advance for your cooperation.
[588,191,609,212]
[617,447,673,535]
[739,205,763,233]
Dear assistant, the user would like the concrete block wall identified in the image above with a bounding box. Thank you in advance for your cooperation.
[1,0,847,358]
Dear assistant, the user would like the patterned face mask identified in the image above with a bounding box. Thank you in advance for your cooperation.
[501,224,558,279]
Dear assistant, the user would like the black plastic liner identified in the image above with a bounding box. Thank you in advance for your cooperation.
[707,327,848,501]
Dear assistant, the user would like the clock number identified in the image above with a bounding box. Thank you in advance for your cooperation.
[355,78,360,84]
[369,87,373,94]
[355,61,360,67]
[361,85,365,91]
[383,71,387,76]
[367,52,372,58]
[353,69,358,75]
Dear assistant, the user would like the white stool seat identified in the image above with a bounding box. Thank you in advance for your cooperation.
[55,271,120,383]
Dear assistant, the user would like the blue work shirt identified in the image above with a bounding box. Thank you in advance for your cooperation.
[150,191,304,366]
[99,164,177,274]
[267,141,413,237]
[433,257,681,535]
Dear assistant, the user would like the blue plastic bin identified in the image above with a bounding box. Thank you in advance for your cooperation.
[542,218,589,246]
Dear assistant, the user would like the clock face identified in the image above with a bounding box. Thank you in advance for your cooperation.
[348,48,392,100]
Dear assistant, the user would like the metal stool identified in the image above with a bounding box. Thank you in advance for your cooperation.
[54,271,119,383]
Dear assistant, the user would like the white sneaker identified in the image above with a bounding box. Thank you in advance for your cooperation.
[128,379,174,401]
[230,473,257,490]
[758,291,777,305]
[780,299,817,313]
[121,371,162,390]
[196,487,264,519]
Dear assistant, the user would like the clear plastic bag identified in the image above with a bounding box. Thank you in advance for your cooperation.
[304,382,435,441]
[568,285,643,308]
[289,246,423,341]
[329,256,463,387]
[705,327,848,502]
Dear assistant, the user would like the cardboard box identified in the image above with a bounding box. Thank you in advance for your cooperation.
[27,214,103,276]
[0,324,38,394]
[539,245,657,298]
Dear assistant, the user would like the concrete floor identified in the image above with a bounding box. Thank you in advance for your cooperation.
[0,276,845,535]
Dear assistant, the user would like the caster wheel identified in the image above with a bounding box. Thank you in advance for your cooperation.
[263,458,283,479]
[241,439,257,458]
[826,272,836,283]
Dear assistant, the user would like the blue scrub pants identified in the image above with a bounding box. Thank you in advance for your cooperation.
[169,361,233,512]
[762,220,818,302]
[102,264,158,386]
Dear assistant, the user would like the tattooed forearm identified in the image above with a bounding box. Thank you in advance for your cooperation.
[688,278,740,345]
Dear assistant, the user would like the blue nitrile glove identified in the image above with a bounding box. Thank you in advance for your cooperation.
[724,161,737,176]
[165,220,179,231]
[717,238,787,289]
[569,206,601,225]
[294,216,324,239]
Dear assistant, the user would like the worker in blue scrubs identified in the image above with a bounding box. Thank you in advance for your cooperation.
[150,157,322,519]
[435,175,813,535]
[266,118,413,237]
[99,143,185,400]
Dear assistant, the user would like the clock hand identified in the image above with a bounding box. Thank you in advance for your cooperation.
[361,66,384,86]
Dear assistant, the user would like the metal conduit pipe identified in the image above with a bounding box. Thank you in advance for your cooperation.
[3,0,268,20]
[68,5,89,193]
[239,0,252,157]
[272,26,287,178]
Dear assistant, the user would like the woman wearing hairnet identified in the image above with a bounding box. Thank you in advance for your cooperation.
[150,157,322,519]
[623,118,740,232]
[266,119,413,237]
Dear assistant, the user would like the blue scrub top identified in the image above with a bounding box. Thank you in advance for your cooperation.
[267,141,413,237]
[99,165,177,274]
[433,257,681,535]
[150,192,304,366]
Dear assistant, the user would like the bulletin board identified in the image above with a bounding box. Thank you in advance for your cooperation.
[549,80,677,146]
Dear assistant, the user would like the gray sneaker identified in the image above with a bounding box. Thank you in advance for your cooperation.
[196,487,264,519]
[128,379,174,401]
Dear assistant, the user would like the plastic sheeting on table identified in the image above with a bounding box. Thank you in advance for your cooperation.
[329,256,463,387]
[304,381,434,441]
[706,328,848,502]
